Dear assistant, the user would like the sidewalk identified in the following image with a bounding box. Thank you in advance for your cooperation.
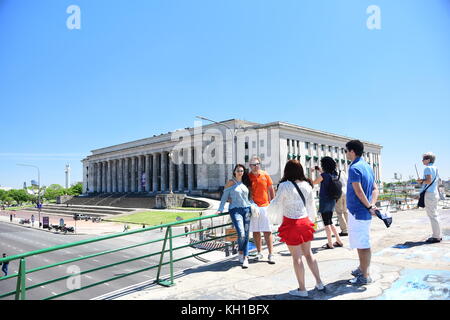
[98,207,449,300]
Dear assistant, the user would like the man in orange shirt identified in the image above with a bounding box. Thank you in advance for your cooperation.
[248,156,276,264]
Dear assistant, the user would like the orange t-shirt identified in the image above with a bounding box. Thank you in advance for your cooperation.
[249,170,273,207]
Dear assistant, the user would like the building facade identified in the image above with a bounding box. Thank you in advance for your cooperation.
[82,119,382,195]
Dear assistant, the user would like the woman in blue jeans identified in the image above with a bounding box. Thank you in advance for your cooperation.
[216,164,252,268]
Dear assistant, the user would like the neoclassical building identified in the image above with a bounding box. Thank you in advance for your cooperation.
[82,119,382,196]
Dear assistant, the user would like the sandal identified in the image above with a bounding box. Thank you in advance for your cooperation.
[321,243,334,249]
[333,242,343,247]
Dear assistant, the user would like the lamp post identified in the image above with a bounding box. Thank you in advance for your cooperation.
[195,116,237,167]
[17,163,41,228]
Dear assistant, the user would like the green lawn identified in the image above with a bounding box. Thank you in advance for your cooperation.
[105,210,203,226]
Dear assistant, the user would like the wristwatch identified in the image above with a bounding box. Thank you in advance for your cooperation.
[366,205,373,210]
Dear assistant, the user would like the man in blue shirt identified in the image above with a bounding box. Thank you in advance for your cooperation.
[345,140,379,285]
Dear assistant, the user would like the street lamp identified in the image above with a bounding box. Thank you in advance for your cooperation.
[195,116,238,167]
[17,163,41,228]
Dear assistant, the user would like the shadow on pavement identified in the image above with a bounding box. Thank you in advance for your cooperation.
[392,241,428,249]
[248,279,368,300]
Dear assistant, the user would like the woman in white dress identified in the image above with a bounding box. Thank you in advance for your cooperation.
[267,160,325,297]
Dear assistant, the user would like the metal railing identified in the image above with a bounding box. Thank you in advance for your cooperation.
[0,212,236,300]
[1,196,419,300]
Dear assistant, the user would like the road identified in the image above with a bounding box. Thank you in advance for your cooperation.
[0,221,208,300]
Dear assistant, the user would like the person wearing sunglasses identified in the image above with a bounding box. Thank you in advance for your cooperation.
[417,152,442,243]
[248,156,276,265]
[216,164,252,268]
[345,140,379,286]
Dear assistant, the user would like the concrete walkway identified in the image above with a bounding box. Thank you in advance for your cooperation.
[98,206,449,300]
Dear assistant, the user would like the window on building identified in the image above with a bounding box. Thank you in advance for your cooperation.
[245,155,249,163]
[260,140,264,147]
[321,145,325,151]
[328,146,332,152]
[335,147,338,153]
[305,142,310,149]
[245,142,248,149]
[314,143,317,150]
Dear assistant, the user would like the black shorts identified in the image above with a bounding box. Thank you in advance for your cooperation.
[320,211,334,226]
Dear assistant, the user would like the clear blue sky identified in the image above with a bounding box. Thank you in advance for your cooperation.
[1,0,449,189]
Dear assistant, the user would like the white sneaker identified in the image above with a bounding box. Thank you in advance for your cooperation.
[288,289,308,297]
[238,253,244,264]
[315,283,326,291]
[268,254,276,264]
[254,252,263,261]
[242,257,249,269]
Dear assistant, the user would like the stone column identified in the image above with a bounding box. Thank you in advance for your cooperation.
[104,161,110,192]
[96,162,102,193]
[178,150,185,192]
[160,152,167,192]
[188,148,194,191]
[110,160,117,192]
[117,159,122,192]
[130,156,136,192]
[137,155,143,192]
[145,155,151,193]
[123,158,129,192]
[153,153,159,192]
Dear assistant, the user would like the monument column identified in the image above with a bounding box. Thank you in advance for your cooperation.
[117,159,123,192]
[105,161,110,192]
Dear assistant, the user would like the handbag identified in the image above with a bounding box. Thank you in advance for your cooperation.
[375,209,392,228]
[417,170,438,208]
[250,203,260,218]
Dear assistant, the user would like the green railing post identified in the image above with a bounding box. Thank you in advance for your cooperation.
[15,258,26,300]
[155,226,174,287]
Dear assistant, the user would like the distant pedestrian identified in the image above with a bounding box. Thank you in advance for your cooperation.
[345,140,379,286]
[417,152,442,243]
[142,224,146,228]
[266,160,325,297]
[312,156,344,249]
[1,253,9,277]
[216,164,252,269]
[123,224,129,232]
[248,156,276,264]
[335,170,348,236]
[184,226,189,237]
[160,222,163,232]
[10,214,12,222]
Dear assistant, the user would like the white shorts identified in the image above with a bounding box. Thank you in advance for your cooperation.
[347,211,371,249]
[249,206,272,233]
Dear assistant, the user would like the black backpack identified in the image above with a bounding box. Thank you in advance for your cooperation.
[327,171,343,200]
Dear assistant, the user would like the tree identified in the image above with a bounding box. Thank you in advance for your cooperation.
[67,183,83,196]
[44,184,65,201]
[7,189,31,205]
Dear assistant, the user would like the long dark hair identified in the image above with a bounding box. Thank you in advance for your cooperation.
[233,164,251,189]
[279,160,313,188]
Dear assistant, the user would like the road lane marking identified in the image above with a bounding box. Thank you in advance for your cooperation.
[85,275,93,279]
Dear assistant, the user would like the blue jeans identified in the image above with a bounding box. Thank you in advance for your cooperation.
[2,264,8,276]
[229,207,251,256]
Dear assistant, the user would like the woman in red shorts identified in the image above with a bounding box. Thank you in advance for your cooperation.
[267,160,325,297]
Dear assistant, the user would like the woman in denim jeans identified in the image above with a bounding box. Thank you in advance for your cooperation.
[216,164,252,268]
